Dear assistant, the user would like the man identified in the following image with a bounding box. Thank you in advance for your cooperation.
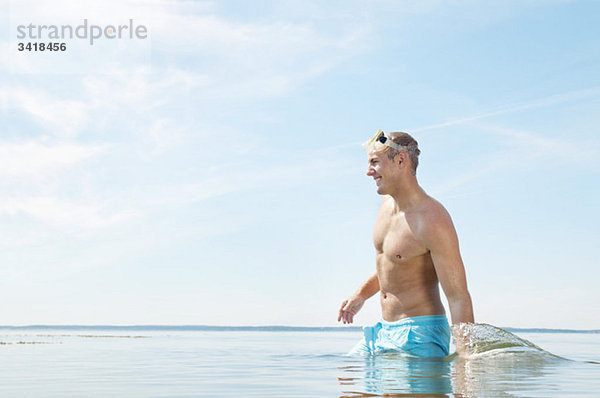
[338,130,474,357]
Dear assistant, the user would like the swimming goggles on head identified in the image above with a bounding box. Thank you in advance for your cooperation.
[362,129,406,152]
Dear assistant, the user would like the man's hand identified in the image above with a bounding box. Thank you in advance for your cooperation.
[337,295,365,324]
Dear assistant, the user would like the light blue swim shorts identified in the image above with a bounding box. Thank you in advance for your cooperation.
[349,315,451,358]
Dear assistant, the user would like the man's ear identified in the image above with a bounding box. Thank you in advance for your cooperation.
[395,151,407,166]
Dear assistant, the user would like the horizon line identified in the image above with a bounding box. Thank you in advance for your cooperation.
[0,324,598,333]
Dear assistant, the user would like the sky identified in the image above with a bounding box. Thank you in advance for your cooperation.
[1,0,599,329]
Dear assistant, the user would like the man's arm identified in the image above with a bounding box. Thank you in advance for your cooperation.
[421,209,474,325]
[337,271,379,324]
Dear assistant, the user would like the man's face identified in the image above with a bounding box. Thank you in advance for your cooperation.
[366,151,398,195]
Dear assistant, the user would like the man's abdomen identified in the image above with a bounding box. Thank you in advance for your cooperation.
[380,283,445,322]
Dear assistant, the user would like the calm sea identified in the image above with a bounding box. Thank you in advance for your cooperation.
[1,324,599,397]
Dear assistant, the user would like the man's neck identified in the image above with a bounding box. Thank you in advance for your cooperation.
[388,178,425,212]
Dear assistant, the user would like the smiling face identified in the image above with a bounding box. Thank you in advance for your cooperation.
[366,150,401,195]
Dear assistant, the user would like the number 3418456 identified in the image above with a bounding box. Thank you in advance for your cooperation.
[18,42,66,51]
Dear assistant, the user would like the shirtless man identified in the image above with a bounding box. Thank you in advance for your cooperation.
[338,130,474,357]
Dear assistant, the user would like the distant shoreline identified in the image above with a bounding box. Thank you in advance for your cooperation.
[0,325,598,334]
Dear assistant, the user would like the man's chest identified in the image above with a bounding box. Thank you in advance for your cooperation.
[373,214,429,261]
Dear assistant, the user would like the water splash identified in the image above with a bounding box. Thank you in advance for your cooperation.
[451,323,566,360]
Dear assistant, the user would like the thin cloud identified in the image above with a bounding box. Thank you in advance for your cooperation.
[412,87,600,133]
[0,141,127,231]
[3,87,89,137]
[0,195,137,229]
[431,121,600,196]
[0,141,105,177]
[131,152,354,211]
[472,122,600,166]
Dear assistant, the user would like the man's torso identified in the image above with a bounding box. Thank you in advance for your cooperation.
[374,196,445,321]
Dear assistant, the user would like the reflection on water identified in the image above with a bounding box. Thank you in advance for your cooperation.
[340,354,452,397]
[338,323,573,397]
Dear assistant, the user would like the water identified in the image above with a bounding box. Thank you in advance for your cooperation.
[1,325,599,397]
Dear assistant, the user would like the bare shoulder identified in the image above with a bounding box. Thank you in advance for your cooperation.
[422,197,454,225]
[414,196,458,247]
